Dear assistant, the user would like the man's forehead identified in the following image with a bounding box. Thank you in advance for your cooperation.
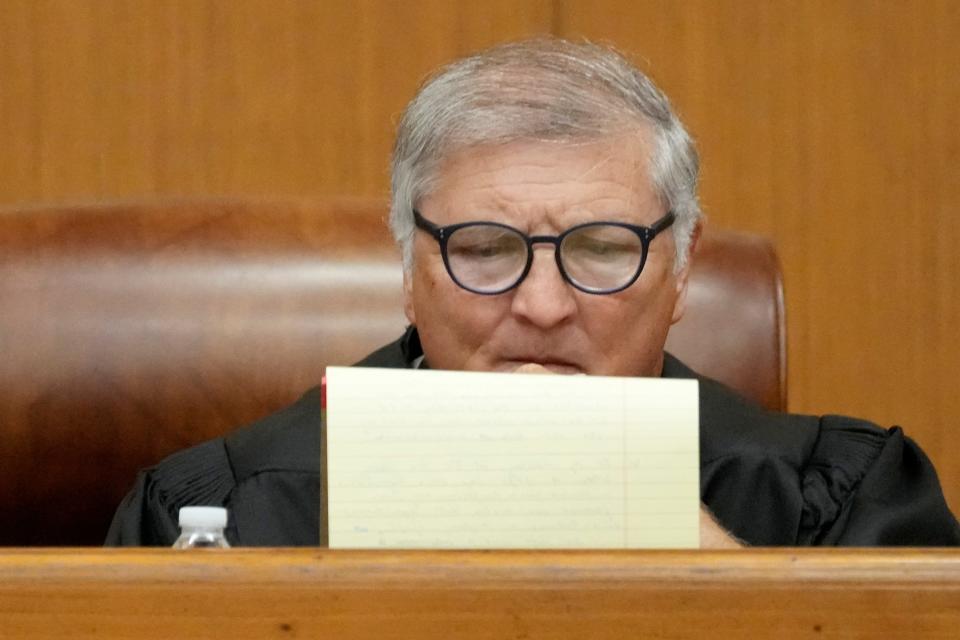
[436,132,653,171]
[421,137,660,224]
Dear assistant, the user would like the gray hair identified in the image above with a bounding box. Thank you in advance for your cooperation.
[389,38,701,273]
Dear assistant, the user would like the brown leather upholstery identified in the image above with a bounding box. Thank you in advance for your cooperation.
[665,228,787,413]
[0,198,785,545]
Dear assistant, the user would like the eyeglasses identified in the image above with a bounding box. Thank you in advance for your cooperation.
[412,209,675,295]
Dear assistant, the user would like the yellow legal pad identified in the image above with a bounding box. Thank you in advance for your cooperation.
[325,367,699,549]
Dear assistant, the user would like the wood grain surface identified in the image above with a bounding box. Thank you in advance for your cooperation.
[0,548,958,638]
[0,0,552,202]
[0,1,957,515]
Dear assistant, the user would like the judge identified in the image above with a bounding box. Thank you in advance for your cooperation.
[106,38,960,547]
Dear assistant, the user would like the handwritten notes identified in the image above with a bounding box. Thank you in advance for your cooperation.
[325,367,699,549]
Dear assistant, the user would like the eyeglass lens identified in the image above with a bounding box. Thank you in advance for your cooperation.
[446,225,528,292]
[561,224,643,291]
[445,223,644,293]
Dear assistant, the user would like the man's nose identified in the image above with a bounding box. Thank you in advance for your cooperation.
[509,247,577,328]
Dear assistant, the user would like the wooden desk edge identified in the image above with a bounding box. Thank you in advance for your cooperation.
[2,549,958,639]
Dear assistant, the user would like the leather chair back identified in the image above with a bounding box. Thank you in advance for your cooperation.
[0,198,784,545]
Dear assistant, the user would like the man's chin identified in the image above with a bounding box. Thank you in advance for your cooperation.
[505,361,584,375]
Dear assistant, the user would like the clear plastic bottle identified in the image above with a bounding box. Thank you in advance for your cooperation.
[172,506,231,548]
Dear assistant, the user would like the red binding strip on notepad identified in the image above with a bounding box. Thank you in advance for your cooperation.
[321,375,327,410]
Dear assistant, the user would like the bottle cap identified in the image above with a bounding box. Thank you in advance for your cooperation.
[178,506,228,529]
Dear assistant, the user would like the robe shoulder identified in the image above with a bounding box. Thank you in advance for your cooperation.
[105,331,414,547]
[104,388,322,546]
[662,354,960,546]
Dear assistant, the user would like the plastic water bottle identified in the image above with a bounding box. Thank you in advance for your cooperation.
[172,506,231,548]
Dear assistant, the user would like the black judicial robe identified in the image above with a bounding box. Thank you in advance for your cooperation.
[105,330,960,547]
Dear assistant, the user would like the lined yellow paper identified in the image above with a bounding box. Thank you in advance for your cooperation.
[325,367,699,549]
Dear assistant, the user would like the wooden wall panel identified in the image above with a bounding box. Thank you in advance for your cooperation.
[559,0,960,512]
[0,0,552,203]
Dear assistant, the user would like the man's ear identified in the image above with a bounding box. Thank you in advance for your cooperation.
[402,268,417,325]
[670,222,702,325]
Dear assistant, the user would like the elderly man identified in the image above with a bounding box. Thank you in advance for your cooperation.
[107,39,959,547]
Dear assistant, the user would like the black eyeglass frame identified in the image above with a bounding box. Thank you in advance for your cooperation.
[412,209,676,295]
